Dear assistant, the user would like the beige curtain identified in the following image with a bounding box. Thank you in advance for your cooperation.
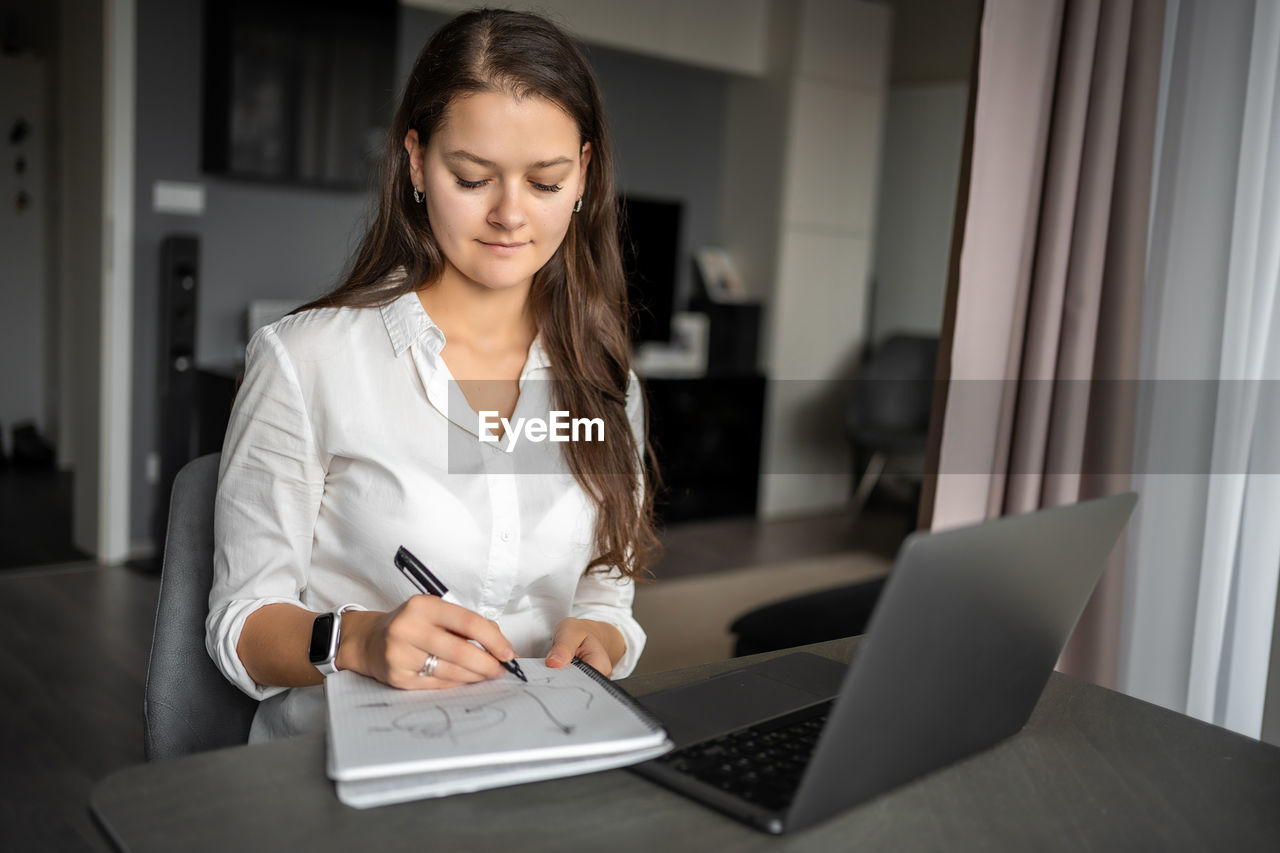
[921,0,1164,687]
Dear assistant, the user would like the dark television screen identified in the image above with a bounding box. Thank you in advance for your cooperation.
[619,196,682,345]
[202,0,397,188]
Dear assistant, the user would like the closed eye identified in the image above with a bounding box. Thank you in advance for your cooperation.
[455,177,562,193]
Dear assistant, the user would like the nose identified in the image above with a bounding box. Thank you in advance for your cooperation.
[487,184,526,232]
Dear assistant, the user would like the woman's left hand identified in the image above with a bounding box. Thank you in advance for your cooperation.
[545,618,625,676]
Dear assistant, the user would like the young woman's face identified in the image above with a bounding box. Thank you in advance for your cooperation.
[406,90,591,294]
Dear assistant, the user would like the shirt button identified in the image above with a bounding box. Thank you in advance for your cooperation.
[482,608,499,620]
[500,531,511,542]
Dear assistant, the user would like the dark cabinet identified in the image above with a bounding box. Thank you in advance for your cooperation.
[644,374,764,524]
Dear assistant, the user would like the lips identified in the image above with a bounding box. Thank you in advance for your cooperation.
[479,240,528,254]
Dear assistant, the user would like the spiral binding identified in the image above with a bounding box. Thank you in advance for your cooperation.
[570,657,667,733]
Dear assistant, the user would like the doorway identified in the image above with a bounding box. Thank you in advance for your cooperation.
[0,0,134,568]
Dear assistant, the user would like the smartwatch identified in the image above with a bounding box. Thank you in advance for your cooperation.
[308,610,345,676]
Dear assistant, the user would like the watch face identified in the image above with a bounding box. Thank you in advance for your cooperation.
[308,612,337,664]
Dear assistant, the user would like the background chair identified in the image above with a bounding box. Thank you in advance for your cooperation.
[846,334,939,513]
[144,452,258,760]
[730,334,939,657]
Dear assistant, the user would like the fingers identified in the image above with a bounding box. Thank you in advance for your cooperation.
[546,620,587,668]
[546,638,610,675]
[381,595,517,688]
[545,636,578,668]
[387,631,497,685]
[545,620,613,677]
[574,643,612,677]
[425,598,518,664]
[390,651,487,691]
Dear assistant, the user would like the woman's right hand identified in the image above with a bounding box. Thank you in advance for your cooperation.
[337,596,517,690]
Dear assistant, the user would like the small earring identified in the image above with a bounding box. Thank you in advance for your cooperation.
[573,196,583,214]
[413,187,423,204]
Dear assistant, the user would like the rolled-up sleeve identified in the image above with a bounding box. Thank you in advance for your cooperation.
[206,325,326,699]
[571,568,645,677]
[569,371,648,678]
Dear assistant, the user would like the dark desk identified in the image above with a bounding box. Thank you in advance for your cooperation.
[90,638,1280,852]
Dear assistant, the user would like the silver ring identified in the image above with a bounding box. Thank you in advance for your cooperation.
[417,654,439,679]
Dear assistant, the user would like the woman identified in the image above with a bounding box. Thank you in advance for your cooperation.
[207,8,659,741]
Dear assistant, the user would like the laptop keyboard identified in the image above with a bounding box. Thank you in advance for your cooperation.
[652,700,833,812]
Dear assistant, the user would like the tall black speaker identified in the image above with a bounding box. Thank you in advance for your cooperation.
[154,235,200,560]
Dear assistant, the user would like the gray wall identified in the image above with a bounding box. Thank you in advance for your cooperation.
[868,81,968,345]
[868,0,980,345]
[130,1,726,545]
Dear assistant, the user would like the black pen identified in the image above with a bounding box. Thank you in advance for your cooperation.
[394,546,528,682]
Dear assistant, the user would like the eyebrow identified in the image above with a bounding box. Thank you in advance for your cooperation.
[443,149,574,170]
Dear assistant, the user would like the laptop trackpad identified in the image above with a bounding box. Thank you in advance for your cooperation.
[636,653,847,747]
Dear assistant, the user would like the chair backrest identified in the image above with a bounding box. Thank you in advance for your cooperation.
[144,452,258,760]
[846,334,939,442]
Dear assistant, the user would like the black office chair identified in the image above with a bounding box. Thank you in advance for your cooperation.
[846,334,939,512]
[144,452,258,760]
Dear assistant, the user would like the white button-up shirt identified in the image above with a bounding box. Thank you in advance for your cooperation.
[206,290,647,740]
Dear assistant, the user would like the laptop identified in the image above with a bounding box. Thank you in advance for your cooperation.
[630,492,1138,834]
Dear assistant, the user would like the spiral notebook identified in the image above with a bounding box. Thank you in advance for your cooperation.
[325,658,672,808]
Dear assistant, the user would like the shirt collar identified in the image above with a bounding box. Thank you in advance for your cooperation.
[380,285,552,378]
[380,290,445,357]
[520,335,551,382]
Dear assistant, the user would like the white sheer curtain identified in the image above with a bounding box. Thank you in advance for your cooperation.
[1123,0,1280,739]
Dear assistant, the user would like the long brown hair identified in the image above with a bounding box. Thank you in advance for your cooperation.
[299,9,659,579]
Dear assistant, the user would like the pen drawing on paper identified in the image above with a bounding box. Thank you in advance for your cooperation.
[327,661,670,786]
[366,675,596,743]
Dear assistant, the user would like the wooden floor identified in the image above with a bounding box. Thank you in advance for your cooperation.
[0,563,160,852]
[0,490,912,852]
[657,503,910,580]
